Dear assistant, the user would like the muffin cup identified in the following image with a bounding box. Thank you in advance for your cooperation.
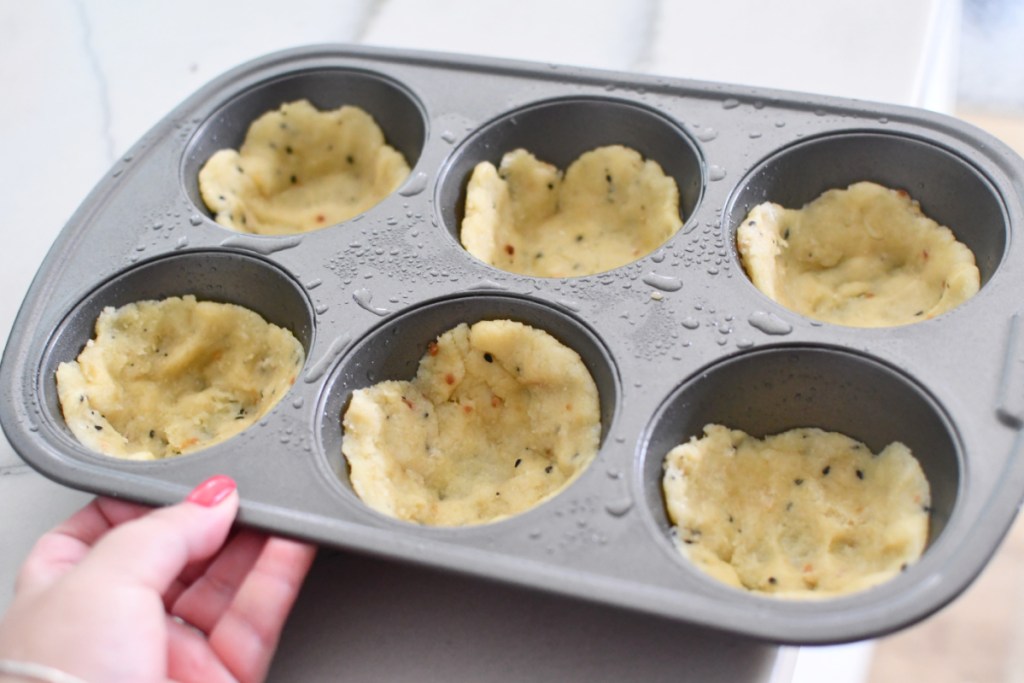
[317,292,618,521]
[724,131,1008,289]
[640,345,960,560]
[436,96,704,266]
[182,66,428,230]
[39,250,314,458]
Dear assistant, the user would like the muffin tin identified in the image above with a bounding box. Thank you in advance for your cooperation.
[3,44,1024,644]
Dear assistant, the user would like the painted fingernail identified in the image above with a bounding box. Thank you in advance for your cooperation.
[186,475,237,507]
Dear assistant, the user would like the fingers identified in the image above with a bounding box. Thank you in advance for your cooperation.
[74,477,240,596]
[170,529,268,634]
[161,527,246,610]
[15,497,152,597]
[165,617,237,683]
[208,537,317,683]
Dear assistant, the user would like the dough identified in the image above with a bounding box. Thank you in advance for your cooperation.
[342,320,600,526]
[199,99,410,235]
[56,295,304,460]
[662,424,931,597]
[461,146,682,277]
[736,181,980,327]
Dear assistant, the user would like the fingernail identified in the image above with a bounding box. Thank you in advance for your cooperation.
[186,475,237,507]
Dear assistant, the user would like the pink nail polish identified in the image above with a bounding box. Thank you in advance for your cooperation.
[186,475,237,507]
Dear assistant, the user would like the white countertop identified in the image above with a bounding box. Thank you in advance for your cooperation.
[0,1,958,680]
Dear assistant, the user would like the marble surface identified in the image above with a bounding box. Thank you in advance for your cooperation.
[0,1,956,680]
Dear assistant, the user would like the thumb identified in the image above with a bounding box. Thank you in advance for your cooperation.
[74,475,239,595]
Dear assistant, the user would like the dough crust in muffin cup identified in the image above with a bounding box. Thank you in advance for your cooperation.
[342,319,601,526]
[56,295,304,460]
[663,424,931,598]
[736,181,980,327]
[199,99,411,235]
[461,145,682,277]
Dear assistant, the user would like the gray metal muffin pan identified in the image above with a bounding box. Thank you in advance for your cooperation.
[3,44,1024,645]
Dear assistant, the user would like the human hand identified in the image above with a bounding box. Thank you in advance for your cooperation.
[0,475,317,683]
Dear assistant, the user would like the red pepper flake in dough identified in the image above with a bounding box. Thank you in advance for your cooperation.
[401,397,415,410]
[445,373,455,385]
[504,244,515,255]
[427,341,439,356]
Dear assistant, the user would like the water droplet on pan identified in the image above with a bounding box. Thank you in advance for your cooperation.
[303,335,352,383]
[398,171,429,197]
[722,98,741,109]
[708,165,727,181]
[304,278,322,290]
[748,311,793,335]
[441,130,457,144]
[468,280,509,291]
[695,127,718,142]
[681,317,700,330]
[189,214,203,226]
[220,235,302,255]
[175,236,189,250]
[605,499,634,518]
[353,288,390,316]
[641,272,683,292]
